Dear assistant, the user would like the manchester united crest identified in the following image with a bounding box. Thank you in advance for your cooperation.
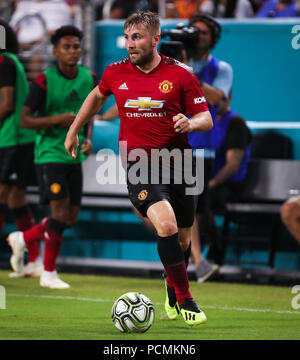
[138,190,148,201]
[50,183,61,194]
[159,80,173,94]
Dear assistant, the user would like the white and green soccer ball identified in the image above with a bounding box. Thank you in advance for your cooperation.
[111,292,155,333]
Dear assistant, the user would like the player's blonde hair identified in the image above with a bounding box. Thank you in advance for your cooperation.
[124,11,161,36]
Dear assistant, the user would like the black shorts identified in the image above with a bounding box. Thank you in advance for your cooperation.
[36,163,82,205]
[0,142,36,188]
[126,159,198,228]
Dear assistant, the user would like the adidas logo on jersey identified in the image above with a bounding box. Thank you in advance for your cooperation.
[118,82,128,90]
[65,89,80,101]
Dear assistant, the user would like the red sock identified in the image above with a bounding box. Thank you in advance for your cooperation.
[23,218,49,262]
[15,213,34,232]
[16,212,40,262]
[23,218,48,244]
[43,227,63,272]
[164,261,192,306]
[166,242,191,289]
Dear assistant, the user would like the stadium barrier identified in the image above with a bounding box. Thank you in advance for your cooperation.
[221,159,300,268]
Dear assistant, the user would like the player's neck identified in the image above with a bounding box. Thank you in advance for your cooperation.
[136,53,161,74]
[57,62,78,79]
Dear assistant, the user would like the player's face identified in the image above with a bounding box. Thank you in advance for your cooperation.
[193,21,212,53]
[53,36,82,66]
[124,24,157,66]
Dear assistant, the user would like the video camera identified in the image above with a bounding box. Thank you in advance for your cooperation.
[160,23,200,62]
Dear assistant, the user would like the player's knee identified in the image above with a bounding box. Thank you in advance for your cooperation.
[156,220,177,237]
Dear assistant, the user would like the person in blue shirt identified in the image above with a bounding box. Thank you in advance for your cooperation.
[194,93,251,278]
[256,0,299,17]
[187,14,233,282]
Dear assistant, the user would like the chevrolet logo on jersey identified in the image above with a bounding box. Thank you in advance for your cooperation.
[124,97,165,111]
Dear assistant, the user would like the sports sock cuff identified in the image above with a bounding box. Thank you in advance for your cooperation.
[12,205,31,219]
[157,232,184,266]
[47,218,67,234]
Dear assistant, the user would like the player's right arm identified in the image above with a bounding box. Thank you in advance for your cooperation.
[21,73,76,130]
[65,86,109,159]
[21,106,75,130]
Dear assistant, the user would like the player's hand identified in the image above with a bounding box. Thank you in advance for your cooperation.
[54,113,76,127]
[173,113,191,133]
[65,131,79,159]
[80,139,92,156]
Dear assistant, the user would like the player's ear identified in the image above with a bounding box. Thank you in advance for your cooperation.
[153,34,161,47]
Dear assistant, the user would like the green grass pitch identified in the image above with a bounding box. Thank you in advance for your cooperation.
[0,270,299,340]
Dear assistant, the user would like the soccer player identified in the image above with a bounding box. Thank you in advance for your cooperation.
[0,20,38,276]
[65,11,213,326]
[7,25,96,289]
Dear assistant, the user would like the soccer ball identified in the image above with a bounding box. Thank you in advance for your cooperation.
[111,292,154,333]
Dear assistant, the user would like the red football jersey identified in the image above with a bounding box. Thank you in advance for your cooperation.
[98,55,208,154]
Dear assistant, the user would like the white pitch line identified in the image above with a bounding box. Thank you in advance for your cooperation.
[7,293,300,315]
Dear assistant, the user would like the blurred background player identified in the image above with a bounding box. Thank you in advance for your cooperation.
[0,19,38,277]
[7,25,97,289]
[187,14,233,281]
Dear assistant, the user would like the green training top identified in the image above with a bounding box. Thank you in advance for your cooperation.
[34,65,94,164]
[0,52,34,147]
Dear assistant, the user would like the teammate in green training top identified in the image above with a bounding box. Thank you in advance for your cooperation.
[7,25,97,289]
[0,20,38,277]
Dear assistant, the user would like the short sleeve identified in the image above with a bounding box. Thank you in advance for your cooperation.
[181,70,209,115]
[0,55,17,87]
[212,61,233,99]
[98,66,113,96]
[224,116,252,151]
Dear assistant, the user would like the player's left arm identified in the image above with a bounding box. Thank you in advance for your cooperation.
[174,69,213,132]
[173,110,213,133]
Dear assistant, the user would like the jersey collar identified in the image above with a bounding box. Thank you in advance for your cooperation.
[129,55,164,75]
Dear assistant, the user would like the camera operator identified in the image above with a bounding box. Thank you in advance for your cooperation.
[187,14,233,282]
